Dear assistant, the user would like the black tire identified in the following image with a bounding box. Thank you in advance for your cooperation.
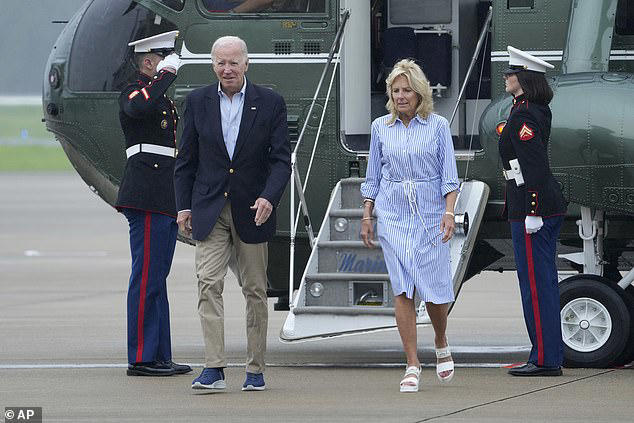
[616,284,634,366]
[559,275,630,368]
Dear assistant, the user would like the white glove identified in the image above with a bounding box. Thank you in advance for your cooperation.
[525,215,543,234]
[157,53,181,74]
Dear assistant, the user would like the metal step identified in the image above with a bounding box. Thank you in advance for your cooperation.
[304,272,391,307]
[280,311,403,342]
[329,209,365,241]
[316,241,385,273]
[306,272,388,281]
[339,178,364,209]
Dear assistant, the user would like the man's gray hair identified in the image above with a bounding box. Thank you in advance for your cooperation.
[211,36,249,63]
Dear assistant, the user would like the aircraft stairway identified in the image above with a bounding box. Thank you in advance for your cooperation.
[280,177,490,342]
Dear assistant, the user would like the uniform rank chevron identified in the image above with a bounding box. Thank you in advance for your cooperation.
[519,123,534,141]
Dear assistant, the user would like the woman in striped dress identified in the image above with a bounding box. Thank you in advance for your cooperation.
[360,59,459,392]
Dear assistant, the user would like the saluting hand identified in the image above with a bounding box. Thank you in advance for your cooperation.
[177,210,192,236]
[440,213,455,243]
[251,197,273,226]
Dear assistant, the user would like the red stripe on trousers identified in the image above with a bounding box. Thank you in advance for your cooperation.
[524,231,544,366]
[136,213,152,363]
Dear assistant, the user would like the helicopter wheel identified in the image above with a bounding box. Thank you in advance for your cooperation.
[616,284,634,366]
[559,275,630,368]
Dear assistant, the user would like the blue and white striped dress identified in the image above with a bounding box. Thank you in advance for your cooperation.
[360,113,459,303]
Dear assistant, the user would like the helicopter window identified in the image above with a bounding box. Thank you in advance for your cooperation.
[616,0,634,36]
[389,0,451,25]
[69,0,178,92]
[158,0,185,11]
[200,0,325,13]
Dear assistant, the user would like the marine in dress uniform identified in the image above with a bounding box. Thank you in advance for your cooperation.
[116,31,191,376]
[499,46,567,376]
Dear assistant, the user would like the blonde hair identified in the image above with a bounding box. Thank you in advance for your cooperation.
[385,59,433,124]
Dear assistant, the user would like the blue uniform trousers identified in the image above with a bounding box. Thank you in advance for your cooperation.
[511,216,564,368]
[123,209,177,364]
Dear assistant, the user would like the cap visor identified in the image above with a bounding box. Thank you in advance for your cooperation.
[503,68,521,75]
[152,48,175,56]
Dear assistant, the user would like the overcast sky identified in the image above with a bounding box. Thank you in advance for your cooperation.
[0,0,87,96]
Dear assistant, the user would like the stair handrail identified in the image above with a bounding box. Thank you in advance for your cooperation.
[449,6,492,126]
[289,9,351,309]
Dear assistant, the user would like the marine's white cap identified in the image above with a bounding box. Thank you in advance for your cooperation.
[505,45,555,74]
[128,30,179,54]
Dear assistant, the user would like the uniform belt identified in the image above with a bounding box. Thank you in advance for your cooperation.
[126,144,176,159]
[502,159,525,186]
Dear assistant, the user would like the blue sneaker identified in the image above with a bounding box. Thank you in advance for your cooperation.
[242,372,266,391]
[191,368,226,390]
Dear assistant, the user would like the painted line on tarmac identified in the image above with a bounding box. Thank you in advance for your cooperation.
[372,346,531,353]
[414,369,618,422]
[23,250,108,257]
[0,362,514,370]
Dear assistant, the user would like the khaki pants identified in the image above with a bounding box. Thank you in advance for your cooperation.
[195,202,268,373]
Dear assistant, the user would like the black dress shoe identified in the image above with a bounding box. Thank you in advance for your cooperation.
[127,362,176,376]
[160,360,193,375]
[508,363,562,377]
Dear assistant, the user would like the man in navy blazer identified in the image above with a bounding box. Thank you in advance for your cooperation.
[174,35,290,392]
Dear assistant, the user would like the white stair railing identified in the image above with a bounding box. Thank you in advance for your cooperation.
[289,9,351,309]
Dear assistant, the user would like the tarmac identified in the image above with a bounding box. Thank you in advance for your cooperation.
[1,172,632,422]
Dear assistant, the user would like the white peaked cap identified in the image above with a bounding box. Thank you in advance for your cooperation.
[128,30,179,53]
[506,45,555,74]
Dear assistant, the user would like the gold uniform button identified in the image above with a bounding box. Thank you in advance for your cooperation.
[531,210,535,213]
[163,111,167,115]
[532,193,536,198]
[229,168,234,174]
[531,202,536,206]
[154,163,159,168]
[224,192,228,197]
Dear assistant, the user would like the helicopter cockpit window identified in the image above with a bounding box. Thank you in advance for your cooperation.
[69,0,178,92]
[200,0,325,13]
[158,0,185,11]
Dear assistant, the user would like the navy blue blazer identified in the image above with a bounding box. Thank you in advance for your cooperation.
[174,80,291,243]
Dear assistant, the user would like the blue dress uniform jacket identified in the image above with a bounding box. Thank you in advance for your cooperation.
[174,80,291,243]
[498,95,567,220]
[116,70,180,365]
[499,94,566,368]
[116,70,179,217]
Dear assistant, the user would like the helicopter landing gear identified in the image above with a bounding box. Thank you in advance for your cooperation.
[559,207,634,367]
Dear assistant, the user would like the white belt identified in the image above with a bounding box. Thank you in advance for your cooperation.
[502,159,525,186]
[126,144,176,159]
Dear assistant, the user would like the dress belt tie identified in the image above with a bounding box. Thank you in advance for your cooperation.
[403,180,438,247]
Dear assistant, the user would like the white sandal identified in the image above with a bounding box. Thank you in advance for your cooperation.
[399,365,421,393]
[436,346,454,383]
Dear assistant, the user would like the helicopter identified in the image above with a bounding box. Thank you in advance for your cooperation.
[43,0,634,368]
